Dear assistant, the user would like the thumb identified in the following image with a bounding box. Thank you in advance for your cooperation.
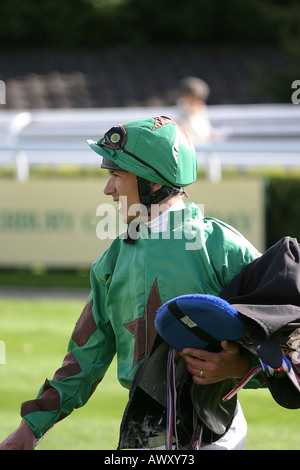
[221,340,239,354]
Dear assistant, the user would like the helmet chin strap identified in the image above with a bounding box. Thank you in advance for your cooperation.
[137,177,178,212]
[124,177,184,245]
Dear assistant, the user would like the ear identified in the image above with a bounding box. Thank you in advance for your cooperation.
[150,182,162,193]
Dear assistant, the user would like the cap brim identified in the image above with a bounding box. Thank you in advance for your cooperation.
[87,139,125,170]
[87,139,110,159]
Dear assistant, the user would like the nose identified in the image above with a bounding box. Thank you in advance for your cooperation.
[103,177,116,197]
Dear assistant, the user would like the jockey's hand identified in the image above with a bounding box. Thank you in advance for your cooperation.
[181,340,251,385]
[0,420,36,450]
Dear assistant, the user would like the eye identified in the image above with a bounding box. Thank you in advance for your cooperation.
[112,171,122,178]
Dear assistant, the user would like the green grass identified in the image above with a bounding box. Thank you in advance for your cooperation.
[0,268,90,288]
[239,390,300,450]
[0,297,299,450]
[0,297,128,450]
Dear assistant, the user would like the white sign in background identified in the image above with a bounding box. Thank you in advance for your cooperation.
[0,178,265,268]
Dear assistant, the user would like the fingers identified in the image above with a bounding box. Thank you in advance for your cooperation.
[180,341,246,385]
[181,347,213,363]
[181,348,211,384]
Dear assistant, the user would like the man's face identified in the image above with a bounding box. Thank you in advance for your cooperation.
[103,170,141,224]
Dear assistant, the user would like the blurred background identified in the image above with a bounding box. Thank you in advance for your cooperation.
[0,0,300,282]
[1,0,300,451]
[1,0,300,284]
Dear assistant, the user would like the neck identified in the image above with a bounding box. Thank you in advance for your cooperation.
[148,193,183,221]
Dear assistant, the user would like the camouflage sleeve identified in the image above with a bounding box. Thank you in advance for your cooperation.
[21,268,116,440]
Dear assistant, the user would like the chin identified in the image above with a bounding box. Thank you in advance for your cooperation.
[120,213,128,224]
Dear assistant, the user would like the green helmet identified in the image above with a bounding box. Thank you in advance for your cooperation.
[87,116,197,188]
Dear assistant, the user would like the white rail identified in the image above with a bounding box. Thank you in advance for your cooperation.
[0,104,299,181]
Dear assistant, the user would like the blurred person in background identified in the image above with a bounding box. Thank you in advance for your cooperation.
[177,76,222,182]
[177,76,215,145]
